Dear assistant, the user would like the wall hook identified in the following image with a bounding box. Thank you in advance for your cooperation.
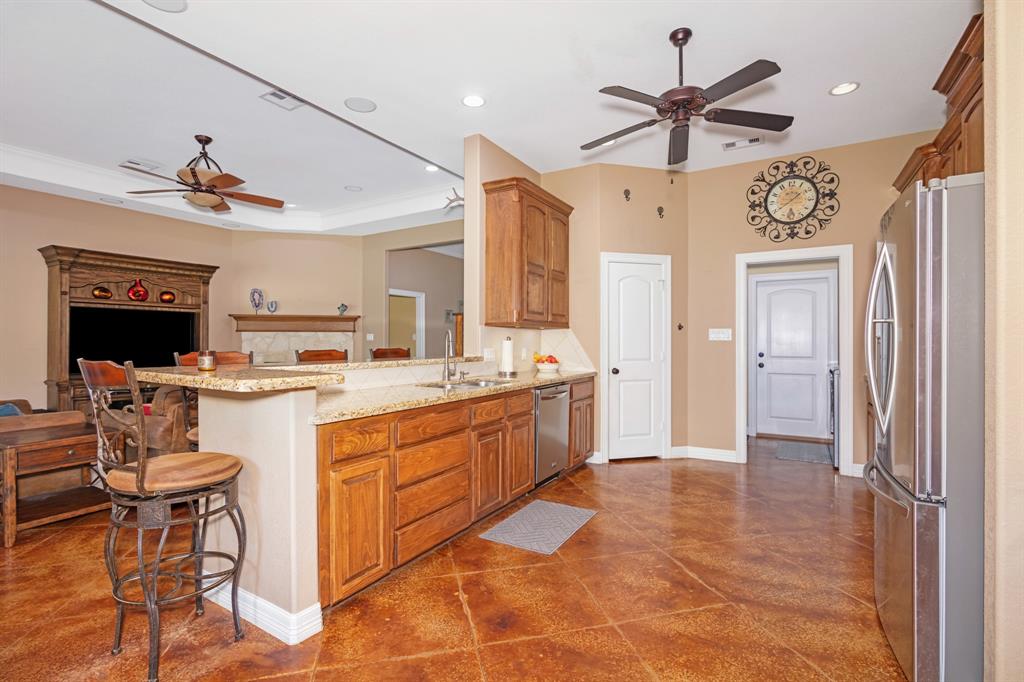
[657,206,664,219]
[623,189,631,202]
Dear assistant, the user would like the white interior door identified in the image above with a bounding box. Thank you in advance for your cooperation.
[606,259,667,459]
[753,274,835,439]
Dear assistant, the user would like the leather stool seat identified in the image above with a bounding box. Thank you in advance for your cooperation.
[106,451,241,494]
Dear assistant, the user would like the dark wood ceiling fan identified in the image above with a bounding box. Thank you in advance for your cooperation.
[581,28,793,165]
[120,134,285,212]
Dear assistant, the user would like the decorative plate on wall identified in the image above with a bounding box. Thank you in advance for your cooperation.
[746,155,840,242]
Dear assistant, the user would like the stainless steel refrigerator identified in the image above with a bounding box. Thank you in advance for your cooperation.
[863,173,984,682]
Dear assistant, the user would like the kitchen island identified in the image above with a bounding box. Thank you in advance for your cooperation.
[135,364,595,644]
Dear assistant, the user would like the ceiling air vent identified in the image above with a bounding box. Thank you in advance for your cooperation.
[120,157,161,171]
[722,136,764,151]
[260,89,305,111]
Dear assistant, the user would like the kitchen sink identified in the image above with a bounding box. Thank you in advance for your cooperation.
[419,378,510,390]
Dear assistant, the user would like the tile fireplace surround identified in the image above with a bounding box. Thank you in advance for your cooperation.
[241,331,354,364]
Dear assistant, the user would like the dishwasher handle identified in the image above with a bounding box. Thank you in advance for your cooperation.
[540,391,569,401]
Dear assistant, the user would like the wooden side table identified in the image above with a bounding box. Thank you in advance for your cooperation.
[1,421,117,547]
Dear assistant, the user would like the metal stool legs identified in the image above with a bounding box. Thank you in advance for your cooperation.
[104,477,245,682]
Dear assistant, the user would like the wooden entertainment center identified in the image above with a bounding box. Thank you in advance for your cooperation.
[38,246,219,413]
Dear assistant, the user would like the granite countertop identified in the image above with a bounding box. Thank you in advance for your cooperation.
[135,365,345,392]
[312,370,596,424]
[264,356,485,371]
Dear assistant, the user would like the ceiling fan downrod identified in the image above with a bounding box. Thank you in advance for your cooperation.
[669,27,692,87]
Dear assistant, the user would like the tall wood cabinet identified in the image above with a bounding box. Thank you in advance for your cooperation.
[894,14,983,192]
[483,177,574,329]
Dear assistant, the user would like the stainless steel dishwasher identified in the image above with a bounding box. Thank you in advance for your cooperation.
[535,383,570,484]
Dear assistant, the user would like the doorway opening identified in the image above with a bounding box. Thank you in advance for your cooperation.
[387,288,425,358]
[735,245,855,476]
[746,265,838,467]
[599,252,672,462]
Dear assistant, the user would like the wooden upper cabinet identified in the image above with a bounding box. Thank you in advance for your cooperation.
[894,13,983,192]
[484,177,574,329]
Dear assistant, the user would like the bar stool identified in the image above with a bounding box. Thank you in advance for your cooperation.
[295,348,348,363]
[79,359,246,682]
[173,350,253,450]
[369,346,411,359]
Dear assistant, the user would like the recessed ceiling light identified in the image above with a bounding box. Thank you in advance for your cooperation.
[601,139,616,146]
[142,0,187,11]
[285,203,297,208]
[829,81,860,96]
[462,95,485,108]
[425,165,439,172]
[222,222,240,228]
[344,185,363,192]
[98,197,123,205]
[344,97,377,113]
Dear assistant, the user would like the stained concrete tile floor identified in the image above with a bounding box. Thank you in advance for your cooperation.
[0,438,903,681]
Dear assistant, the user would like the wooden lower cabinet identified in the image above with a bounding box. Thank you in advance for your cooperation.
[322,455,391,604]
[317,388,545,607]
[505,413,535,500]
[568,380,595,469]
[472,424,505,520]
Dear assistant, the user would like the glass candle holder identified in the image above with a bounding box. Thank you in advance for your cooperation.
[197,350,217,372]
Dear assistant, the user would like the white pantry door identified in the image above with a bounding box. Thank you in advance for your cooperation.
[754,275,834,439]
[607,259,667,459]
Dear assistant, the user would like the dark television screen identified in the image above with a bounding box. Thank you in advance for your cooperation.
[69,306,197,374]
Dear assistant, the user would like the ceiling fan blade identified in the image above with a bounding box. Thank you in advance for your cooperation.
[581,119,661,150]
[701,59,781,103]
[127,189,189,194]
[704,108,794,131]
[211,200,231,213]
[118,164,191,187]
[206,173,245,189]
[668,124,690,165]
[216,190,285,208]
[598,86,666,108]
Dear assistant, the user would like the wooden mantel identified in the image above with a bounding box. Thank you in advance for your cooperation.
[229,314,360,333]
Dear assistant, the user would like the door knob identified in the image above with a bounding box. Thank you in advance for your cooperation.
[758,352,764,358]
[758,362,765,368]
[611,368,620,375]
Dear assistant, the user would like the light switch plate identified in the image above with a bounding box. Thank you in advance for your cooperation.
[482,348,495,361]
[708,328,732,341]
[365,333,375,341]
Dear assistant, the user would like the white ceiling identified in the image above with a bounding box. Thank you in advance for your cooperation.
[0,0,462,234]
[1,0,979,234]
[101,0,978,176]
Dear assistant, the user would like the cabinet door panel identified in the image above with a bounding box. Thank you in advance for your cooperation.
[582,398,595,459]
[472,425,504,519]
[328,456,391,602]
[960,91,983,174]
[569,400,583,468]
[505,413,535,500]
[548,211,570,326]
[522,197,549,323]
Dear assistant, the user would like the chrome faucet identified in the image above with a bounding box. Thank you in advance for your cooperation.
[442,329,457,380]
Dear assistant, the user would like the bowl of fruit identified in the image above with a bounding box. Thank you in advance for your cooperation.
[533,353,560,375]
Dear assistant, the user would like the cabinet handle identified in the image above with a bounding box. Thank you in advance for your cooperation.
[67,448,76,455]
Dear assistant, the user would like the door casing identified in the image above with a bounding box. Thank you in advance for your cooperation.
[599,252,672,462]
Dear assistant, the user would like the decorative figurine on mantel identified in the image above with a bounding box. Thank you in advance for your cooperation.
[249,288,264,314]
[267,300,278,314]
[337,303,349,316]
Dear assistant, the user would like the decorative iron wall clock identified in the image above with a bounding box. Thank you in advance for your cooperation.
[746,155,840,242]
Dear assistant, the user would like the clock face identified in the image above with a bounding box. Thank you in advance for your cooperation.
[765,176,818,224]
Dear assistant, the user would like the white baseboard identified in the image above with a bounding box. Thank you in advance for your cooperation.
[665,446,739,463]
[204,578,322,645]
[585,450,607,464]
[841,461,864,479]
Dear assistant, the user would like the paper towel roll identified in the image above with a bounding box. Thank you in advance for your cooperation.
[500,336,514,374]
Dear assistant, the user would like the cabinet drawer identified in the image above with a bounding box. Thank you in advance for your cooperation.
[506,392,534,416]
[396,405,470,446]
[18,439,97,474]
[570,379,594,401]
[395,465,469,528]
[395,498,471,566]
[324,415,391,463]
[395,432,470,487]
[471,398,506,425]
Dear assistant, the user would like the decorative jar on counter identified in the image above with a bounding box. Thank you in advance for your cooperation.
[197,350,217,372]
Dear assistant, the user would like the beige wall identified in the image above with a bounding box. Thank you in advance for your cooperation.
[685,131,934,461]
[360,220,463,361]
[984,2,1024,679]
[387,248,464,358]
[0,185,362,406]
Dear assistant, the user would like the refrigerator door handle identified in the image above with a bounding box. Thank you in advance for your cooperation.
[865,244,898,432]
[863,459,910,517]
